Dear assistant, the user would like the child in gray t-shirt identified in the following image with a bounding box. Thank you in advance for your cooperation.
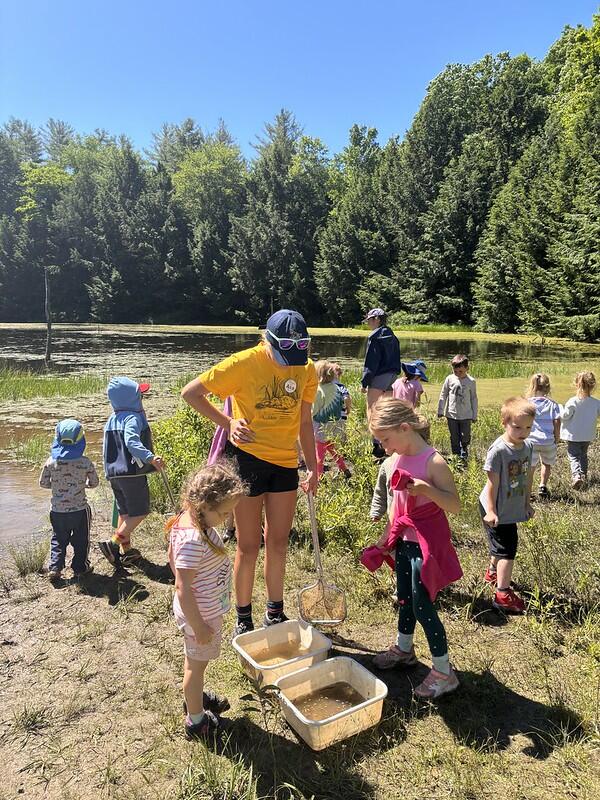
[479,398,535,615]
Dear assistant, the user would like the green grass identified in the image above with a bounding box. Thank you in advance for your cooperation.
[0,364,105,401]
[8,433,50,464]
[8,539,49,577]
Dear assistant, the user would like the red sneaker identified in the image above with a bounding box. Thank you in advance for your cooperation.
[493,588,525,614]
[484,568,497,585]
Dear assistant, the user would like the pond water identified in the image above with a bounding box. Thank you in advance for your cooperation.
[0,324,596,546]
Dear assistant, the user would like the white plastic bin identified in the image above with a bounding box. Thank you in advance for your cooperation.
[275,656,388,750]
[232,619,331,684]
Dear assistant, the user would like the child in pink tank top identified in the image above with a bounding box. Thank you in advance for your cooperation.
[367,397,462,700]
[391,361,428,409]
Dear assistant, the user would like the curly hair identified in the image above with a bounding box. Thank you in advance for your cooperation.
[166,462,246,553]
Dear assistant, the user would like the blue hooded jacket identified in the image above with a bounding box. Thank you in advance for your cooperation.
[361,326,401,388]
[103,377,155,478]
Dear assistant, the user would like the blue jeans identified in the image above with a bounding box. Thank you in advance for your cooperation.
[447,418,472,459]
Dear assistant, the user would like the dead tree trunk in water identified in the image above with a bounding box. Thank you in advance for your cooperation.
[44,266,52,366]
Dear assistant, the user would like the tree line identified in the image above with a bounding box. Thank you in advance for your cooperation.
[0,17,598,339]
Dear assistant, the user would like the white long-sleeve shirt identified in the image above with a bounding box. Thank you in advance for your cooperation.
[437,374,478,420]
[560,395,600,442]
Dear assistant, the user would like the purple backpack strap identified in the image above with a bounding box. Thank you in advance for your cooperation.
[207,396,232,465]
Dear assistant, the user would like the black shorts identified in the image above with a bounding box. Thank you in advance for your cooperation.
[110,476,150,517]
[482,519,518,560]
[224,442,299,497]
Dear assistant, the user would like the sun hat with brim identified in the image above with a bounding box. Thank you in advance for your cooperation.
[401,361,428,382]
[363,308,386,322]
[265,309,310,367]
[51,418,86,460]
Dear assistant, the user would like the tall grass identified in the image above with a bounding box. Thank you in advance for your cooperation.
[8,433,50,464]
[0,364,105,401]
[8,539,49,576]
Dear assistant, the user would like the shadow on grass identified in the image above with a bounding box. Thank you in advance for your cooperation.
[73,570,149,606]
[438,669,585,758]
[129,556,174,584]
[220,713,399,800]
[361,655,584,760]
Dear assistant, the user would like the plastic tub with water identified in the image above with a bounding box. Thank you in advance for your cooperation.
[275,656,388,750]
[232,619,331,684]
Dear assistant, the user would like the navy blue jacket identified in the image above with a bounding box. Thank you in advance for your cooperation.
[361,326,401,388]
[103,377,155,478]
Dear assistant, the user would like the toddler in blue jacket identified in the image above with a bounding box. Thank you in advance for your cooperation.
[98,377,165,568]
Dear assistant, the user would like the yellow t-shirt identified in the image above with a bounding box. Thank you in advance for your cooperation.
[198,344,318,468]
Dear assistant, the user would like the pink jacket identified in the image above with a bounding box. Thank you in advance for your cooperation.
[382,466,462,601]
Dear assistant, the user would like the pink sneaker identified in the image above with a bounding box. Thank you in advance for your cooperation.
[414,667,459,699]
[372,645,418,670]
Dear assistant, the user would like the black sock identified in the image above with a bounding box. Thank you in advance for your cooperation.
[266,600,284,620]
[236,603,252,622]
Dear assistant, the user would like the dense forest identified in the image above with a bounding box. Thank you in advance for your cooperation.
[0,18,599,338]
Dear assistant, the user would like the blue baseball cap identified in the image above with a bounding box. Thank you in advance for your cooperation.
[265,309,310,366]
[51,418,86,460]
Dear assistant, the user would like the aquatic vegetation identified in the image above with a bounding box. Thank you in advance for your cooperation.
[0,364,105,401]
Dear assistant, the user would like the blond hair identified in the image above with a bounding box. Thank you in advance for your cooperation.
[369,397,430,442]
[166,463,246,554]
[315,359,337,384]
[527,372,551,397]
[500,397,536,424]
[575,371,596,396]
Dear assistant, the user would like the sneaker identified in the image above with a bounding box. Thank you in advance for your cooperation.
[98,540,121,567]
[493,588,525,614]
[414,666,459,699]
[47,569,62,581]
[185,710,220,740]
[343,468,352,480]
[121,547,142,564]
[73,565,94,578]
[372,645,418,670]
[183,691,231,716]
[233,619,255,637]
[484,568,497,585]
[223,528,236,544]
[263,611,289,627]
[538,486,550,500]
[372,442,387,460]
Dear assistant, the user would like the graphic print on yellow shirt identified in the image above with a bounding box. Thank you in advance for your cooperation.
[198,344,318,468]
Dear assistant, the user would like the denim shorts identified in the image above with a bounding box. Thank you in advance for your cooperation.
[369,372,398,391]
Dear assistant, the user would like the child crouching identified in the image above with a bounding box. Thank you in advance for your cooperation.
[167,463,246,740]
[368,398,462,699]
[39,419,99,581]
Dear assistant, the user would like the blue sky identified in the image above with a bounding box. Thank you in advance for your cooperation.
[1,0,597,158]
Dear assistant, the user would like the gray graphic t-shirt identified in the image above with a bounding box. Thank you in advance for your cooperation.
[479,436,532,524]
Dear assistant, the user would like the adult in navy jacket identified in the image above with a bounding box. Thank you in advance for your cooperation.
[361,309,401,457]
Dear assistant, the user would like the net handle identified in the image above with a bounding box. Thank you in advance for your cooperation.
[307,492,323,578]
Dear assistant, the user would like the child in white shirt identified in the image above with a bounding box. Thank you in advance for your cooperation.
[560,371,600,489]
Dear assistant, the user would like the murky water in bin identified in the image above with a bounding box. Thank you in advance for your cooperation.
[293,682,366,721]
[250,641,310,666]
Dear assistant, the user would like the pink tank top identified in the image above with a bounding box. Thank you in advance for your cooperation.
[392,445,436,542]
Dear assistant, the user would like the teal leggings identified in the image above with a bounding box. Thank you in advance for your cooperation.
[395,540,448,657]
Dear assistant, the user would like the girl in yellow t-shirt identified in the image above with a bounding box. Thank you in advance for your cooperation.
[181,309,318,635]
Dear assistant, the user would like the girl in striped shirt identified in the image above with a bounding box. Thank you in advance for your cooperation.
[168,463,246,740]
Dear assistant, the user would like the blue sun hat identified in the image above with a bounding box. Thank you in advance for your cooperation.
[401,361,429,382]
[51,418,86,460]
